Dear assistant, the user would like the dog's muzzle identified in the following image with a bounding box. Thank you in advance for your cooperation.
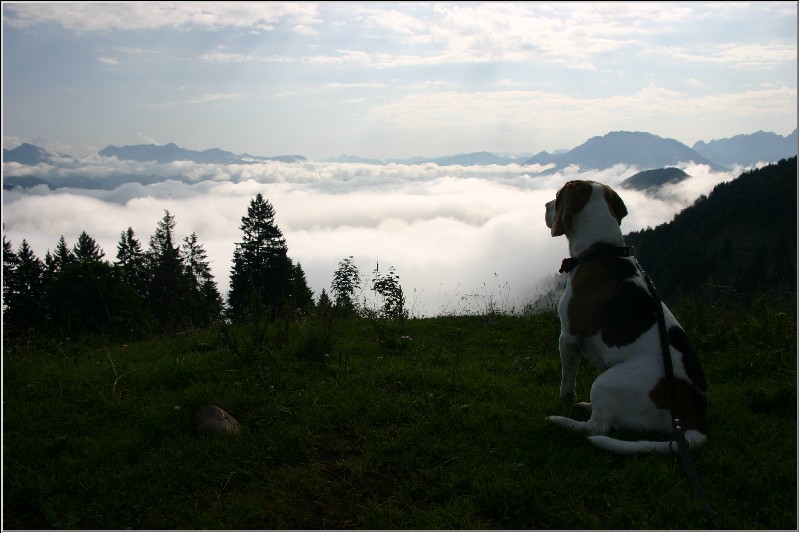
[545,200,555,229]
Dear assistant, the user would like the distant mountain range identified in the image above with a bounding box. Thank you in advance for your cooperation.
[4,129,797,192]
[97,143,306,165]
[692,130,798,167]
[3,143,74,166]
[530,131,728,173]
[325,151,529,166]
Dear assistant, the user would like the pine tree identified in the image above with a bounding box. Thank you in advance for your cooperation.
[317,288,332,308]
[146,210,193,330]
[73,231,105,263]
[43,235,76,283]
[228,194,294,321]
[54,235,75,270]
[45,260,151,339]
[4,239,45,331]
[182,232,223,324]
[3,235,19,314]
[115,227,148,297]
[290,261,314,312]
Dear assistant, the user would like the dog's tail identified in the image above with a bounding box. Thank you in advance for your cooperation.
[587,430,707,455]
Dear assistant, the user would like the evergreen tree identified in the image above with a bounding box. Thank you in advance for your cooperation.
[73,231,105,263]
[45,260,152,340]
[317,288,332,309]
[4,240,45,331]
[54,235,75,270]
[182,232,223,324]
[228,194,294,321]
[44,250,58,284]
[290,261,314,312]
[115,227,148,297]
[146,210,193,330]
[43,235,76,283]
[182,232,212,284]
[3,235,19,314]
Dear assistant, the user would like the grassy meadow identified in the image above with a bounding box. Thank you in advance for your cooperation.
[3,292,797,529]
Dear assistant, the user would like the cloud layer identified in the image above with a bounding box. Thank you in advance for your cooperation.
[2,157,743,316]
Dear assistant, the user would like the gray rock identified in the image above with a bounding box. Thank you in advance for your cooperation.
[194,405,241,436]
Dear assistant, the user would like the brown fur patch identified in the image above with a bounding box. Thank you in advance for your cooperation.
[567,251,657,346]
[551,180,594,237]
[649,377,708,434]
[601,184,628,224]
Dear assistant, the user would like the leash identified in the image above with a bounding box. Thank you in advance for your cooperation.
[634,258,720,530]
[561,246,720,529]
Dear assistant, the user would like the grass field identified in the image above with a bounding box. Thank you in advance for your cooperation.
[3,293,797,529]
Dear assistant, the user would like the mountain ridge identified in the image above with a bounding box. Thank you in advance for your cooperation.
[4,129,797,185]
[97,143,306,165]
[530,131,727,173]
[692,129,798,167]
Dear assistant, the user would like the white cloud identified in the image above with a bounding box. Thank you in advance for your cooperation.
[2,159,740,316]
[663,42,797,70]
[3,2,321,33]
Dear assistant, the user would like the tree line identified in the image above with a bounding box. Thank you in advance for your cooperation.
[3,193,394,341]
[625,157,797,303]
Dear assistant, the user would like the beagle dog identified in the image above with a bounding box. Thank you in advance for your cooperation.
[544,180,708,454]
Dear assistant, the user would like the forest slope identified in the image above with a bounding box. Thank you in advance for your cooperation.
[624,157,797,304]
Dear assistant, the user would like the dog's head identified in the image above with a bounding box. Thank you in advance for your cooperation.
[545,180,627,237]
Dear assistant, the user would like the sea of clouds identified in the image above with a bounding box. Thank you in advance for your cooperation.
[2,157,745,316]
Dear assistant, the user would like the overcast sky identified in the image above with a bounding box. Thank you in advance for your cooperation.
[2,2,797,160]
[2,2,797,316]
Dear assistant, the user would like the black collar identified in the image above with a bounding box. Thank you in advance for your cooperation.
[559,245,636,274]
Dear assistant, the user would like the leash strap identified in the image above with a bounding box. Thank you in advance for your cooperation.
[635,260,720,530]
[559,246,720,527]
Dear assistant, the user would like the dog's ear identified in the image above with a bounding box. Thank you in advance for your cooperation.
[602,185,628,224]
[551,181,592,237]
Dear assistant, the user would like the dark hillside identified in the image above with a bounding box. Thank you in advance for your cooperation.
[621,167,690,191]
[625,157,797,304]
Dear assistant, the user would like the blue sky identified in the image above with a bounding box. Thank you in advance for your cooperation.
[3,2,797,160]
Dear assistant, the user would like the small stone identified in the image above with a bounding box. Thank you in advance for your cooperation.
[194,405,241,436]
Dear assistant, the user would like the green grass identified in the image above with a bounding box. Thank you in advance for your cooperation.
[3,295,797,529]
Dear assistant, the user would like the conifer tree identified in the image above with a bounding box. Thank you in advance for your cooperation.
[182,232,223,324]
[3,235,19,314]
[4,239,45,331]
[115,227,148,297]
[228,194,294,321]
[54,235,75,270]
[147,210,193,330]
[43,235,76,283]
[290,261,314,312]
[317,288,332,309]
[73,231,105,263]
